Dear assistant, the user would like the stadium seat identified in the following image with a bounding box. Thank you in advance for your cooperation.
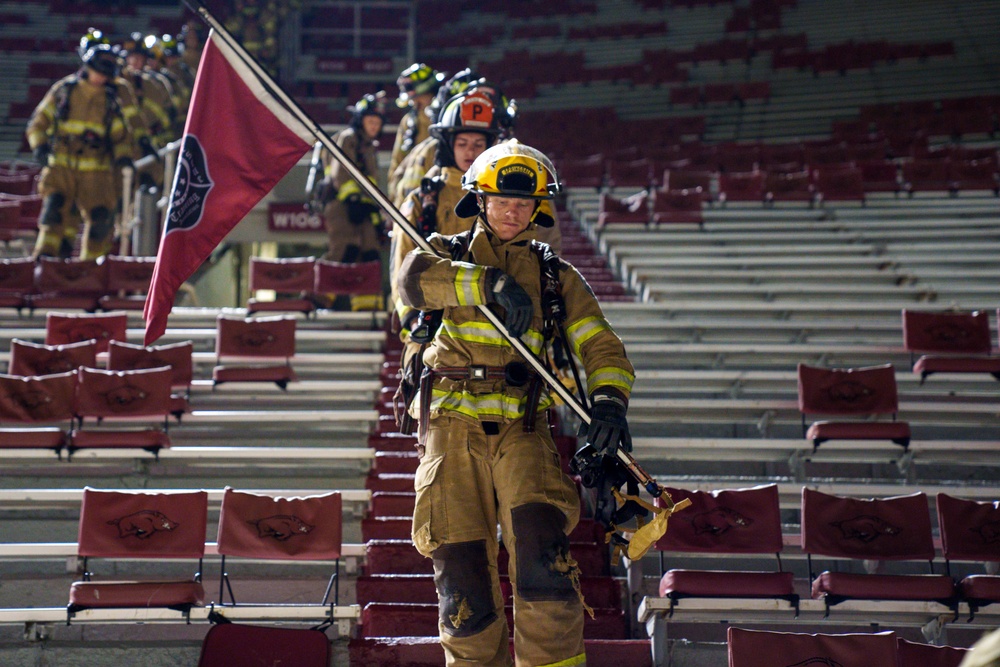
[32,257,108,312]
[69,366,173,458]
[0,257,33,312]
[728,627,899,667]
[801,487,956,615]
[106,340,194,419]
[45,311,127,354]
[67,488,207,622]
[797,363,911,449]
[98,255,155,311]
[653,483,798,616]
[0,370,75,455]
[247,256,317,316]
[216,487,343,605]
[313,258,382,300]
[652,189,703,226]
[597,192,648,226]
[896,638,968,667]
[718,171,764,203]
[9,338,97,377]
[901,309,1000,383]
[212,315,297,389]
[936,493,1000,619]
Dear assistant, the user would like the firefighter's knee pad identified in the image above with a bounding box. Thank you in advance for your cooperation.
[432,540,498,638]
[87,206,114,241]
[360,249,380,263]
[341,244,360,263]
[511,502,578,602]
[39,193,65,227]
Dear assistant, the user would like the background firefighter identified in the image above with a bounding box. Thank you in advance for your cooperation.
[396,141,635,667]
[315,92,387,311]
[26,43,134,260]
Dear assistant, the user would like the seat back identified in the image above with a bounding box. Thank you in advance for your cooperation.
[936,492,1000,562]
[107,340,194,390]
[103,255,156,293]
[46,311,128,354]
[897,638,968,667]
[654,483,783,554]
[0,257,34,294]
[77,487,208,559]
[75,366,173,420]
[0,371,76,422]
[215,315,296,359]
[9,338,97,377]
[34,257,108,294]
[797,363,899,416]
[216,487,342,560]
[249,256,316,293]
[801,487,934,561]
[902,309,993,355]
[314,259,382,296]
[727,627,898,667]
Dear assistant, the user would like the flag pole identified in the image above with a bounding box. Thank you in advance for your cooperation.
[184,1,663,498]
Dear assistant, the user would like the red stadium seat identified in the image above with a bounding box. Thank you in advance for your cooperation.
[718,171,764,203]
[897,638,968,667]
[9,338,97,377]
[106,340,194,419]
[936,493,1000,619]
[45,311,127,354]
[597,192,648,226]
[212,315,297,389]
[0,257,34,311]
[0,370,75,455]
[99,255,155,311]
[216,487,343,605]
[32,257,109,312]
[902,309,1000,382]
[797,363,910,449]
[728,627,899,667]
[68,488,207,621]
[653,484,798,616]
[801,488,955,615]
[247,256,317,316]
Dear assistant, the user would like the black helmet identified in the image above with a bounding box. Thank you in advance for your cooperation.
[82,43,121,78]
[395,63,444,108]
[160,33,183,57]
[119,31,150,58]
[429,90,503,168]
[78,27,109,60]
[431,68,482,116]
[348,92,387,132]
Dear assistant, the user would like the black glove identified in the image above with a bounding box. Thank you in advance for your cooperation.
[583,392,631,456]
[138,136,158,159]
[345,194,376,225]
[32,143,51,166]
[486,270,533,338]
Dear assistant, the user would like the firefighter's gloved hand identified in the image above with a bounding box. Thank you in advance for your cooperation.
[138,136,158,159]
[486,270,533,338]
[345,194,375,225]
[32,143,51,166]
[584,392,631,456]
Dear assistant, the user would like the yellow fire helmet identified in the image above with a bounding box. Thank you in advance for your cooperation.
[454,140,561,227]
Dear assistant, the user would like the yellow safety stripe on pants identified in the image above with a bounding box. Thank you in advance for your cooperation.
[350,293,384,311]
[50,154,112,171]
[337,179,362,200]
[453,263,487,306]
[142,99,172,136]
[439,317,545,354]
[60,119,120,136]
[426,387,554,421]
[587,366,635,394]
[27,131,47,150]
[565,315,613,357]
[537,652,587,667]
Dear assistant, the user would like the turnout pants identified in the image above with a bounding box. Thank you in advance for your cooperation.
[34,164,116,259]
[412,414,587,667]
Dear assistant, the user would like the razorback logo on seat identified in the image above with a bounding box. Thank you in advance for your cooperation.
[65,324,112,343]
[7,389,52,415]
[53,264,90,282]
[236,328,278,348]
[248,514,314,541]
[974,520,1000,543]
[36,356,75,375]
[265,266,303,281]
[831,515,900,543]
[925,323,972,345]
[127,356,169,371]
[786,659,843,667]
[686,507,752,535]
[107,510,179,539]
[824,380,874,405]
[102,383,149,410]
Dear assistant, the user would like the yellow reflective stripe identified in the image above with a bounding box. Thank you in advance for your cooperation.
[337,179,362,200]
[538,652,587,667]
[588,366,634,393]
[28,131,48,148]
[439,318,544,354]
[454,263,485,306]
[50,154,111,171]
[143,99,172,130]
[566,315,611,356]
[60,119,110,135]
[39,104,56,121]
[428,388,551,421]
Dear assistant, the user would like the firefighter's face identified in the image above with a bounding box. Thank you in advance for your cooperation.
[453,133,488,172]
[361,115,382,139]
[484,196,535,241]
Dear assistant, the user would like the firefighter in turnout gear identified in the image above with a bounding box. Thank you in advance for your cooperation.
[148,33,193,136]
[316,92,386,310]
[120,32,177,188]
[388,63,443,197]
[396,141,635,667]
[26,43,134,259]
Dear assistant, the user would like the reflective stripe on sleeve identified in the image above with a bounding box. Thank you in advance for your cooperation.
[565,315,612,357]
[453,263,486,306]
[587,366,635,393]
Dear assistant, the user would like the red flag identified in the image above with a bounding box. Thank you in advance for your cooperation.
[143,31,313,344]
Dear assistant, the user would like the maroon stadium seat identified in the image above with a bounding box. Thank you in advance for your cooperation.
[901,309,1000,383]
[728,627,898,667]
[212,315,297,389]
[936,493,1000,619]
[247,256,317,316]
